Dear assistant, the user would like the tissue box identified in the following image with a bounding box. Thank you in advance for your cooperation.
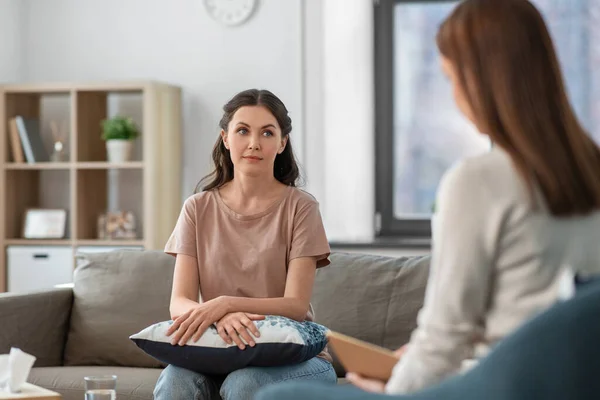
[0,383,61,399]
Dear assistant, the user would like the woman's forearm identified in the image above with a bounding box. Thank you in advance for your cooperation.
[171,296,309,322]
[222,296,309,322]
[169,296,201,320]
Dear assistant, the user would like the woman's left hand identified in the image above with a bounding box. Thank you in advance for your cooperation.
[216,312,265,350]
[345,373,386,393]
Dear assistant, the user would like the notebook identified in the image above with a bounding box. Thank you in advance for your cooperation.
[326,330,400,381]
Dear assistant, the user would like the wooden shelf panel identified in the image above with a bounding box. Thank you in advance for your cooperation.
[4,162,72,170]
[75,239,144,246]
[4,239,72,246]
[3,239,144,247]
[3,86,71,95]
[3,162,145,170]
[76,91,107,162]
[76,162,144,169]
[76,169,106,240]
[2,81,160,94]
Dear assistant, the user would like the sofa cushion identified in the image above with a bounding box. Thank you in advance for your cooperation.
[130,315,328,374]
[311,252,430,376]
[0,288,73,367]
[28,366,162,400]
[63,250,175,368]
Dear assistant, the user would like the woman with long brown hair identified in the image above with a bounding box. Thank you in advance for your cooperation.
[154,89,336,399]
[257,0,600,397]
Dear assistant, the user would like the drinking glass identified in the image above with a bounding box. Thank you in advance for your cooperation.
[84,375,117,400]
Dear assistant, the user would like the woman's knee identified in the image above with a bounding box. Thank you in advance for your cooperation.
[220,368,263,400]
[153,365,216,400]
[310,359,338,384]
[220,358,337,400]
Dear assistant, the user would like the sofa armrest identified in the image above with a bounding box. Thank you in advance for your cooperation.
[0,288,73,367]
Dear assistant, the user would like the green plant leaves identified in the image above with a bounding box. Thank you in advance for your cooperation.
[101,116,139,141]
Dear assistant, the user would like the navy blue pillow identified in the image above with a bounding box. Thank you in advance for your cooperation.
[130,315,328,374]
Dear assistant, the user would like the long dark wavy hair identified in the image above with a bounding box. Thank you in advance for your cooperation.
[195,89,302,193]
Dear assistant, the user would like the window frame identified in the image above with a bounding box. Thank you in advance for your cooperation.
[374,0,458,238]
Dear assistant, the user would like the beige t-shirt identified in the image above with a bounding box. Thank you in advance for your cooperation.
[164,185,330,335]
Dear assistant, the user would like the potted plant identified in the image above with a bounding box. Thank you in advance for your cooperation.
[101,116,139,163]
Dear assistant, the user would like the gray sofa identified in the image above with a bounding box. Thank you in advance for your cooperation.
[0,250,430,400]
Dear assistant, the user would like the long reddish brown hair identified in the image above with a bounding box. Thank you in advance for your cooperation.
[437,0,600,216]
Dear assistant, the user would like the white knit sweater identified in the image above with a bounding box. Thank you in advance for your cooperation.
[386,146,600,394]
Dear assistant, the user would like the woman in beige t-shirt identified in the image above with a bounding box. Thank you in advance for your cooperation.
[153,89,336,400]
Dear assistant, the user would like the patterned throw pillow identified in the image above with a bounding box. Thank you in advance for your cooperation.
[130,316,328,374]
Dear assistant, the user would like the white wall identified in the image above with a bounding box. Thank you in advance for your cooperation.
[322,0,375,242]
[0,0,23,82]
[15,0,428,256]
[21,0,304,199]
[303,0,326,206]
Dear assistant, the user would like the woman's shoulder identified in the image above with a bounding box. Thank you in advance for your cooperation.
[441,147,525,201]
[181,190,218,210]
[446,148,514,183]
[286,187,321,210]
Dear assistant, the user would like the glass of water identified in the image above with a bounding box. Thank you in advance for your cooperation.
[84,375,117,400]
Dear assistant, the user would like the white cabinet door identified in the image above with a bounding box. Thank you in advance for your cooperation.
[7,246,74,293]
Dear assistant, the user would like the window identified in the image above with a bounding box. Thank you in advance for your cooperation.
[375,0,600,238]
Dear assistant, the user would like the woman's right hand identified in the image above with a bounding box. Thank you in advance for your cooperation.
[216,312,265,350]
[166,297,229,346]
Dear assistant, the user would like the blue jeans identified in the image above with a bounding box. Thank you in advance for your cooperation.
[153,357,337,400]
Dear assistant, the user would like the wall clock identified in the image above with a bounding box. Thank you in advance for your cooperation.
[204,0,258,26]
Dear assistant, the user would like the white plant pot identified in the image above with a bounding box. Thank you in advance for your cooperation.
[106,139,134,163]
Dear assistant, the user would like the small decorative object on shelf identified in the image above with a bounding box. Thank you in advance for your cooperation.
[97,211,137,240]
[23,208,67,239]
[101,116,139,163]
[49,119,69,162]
